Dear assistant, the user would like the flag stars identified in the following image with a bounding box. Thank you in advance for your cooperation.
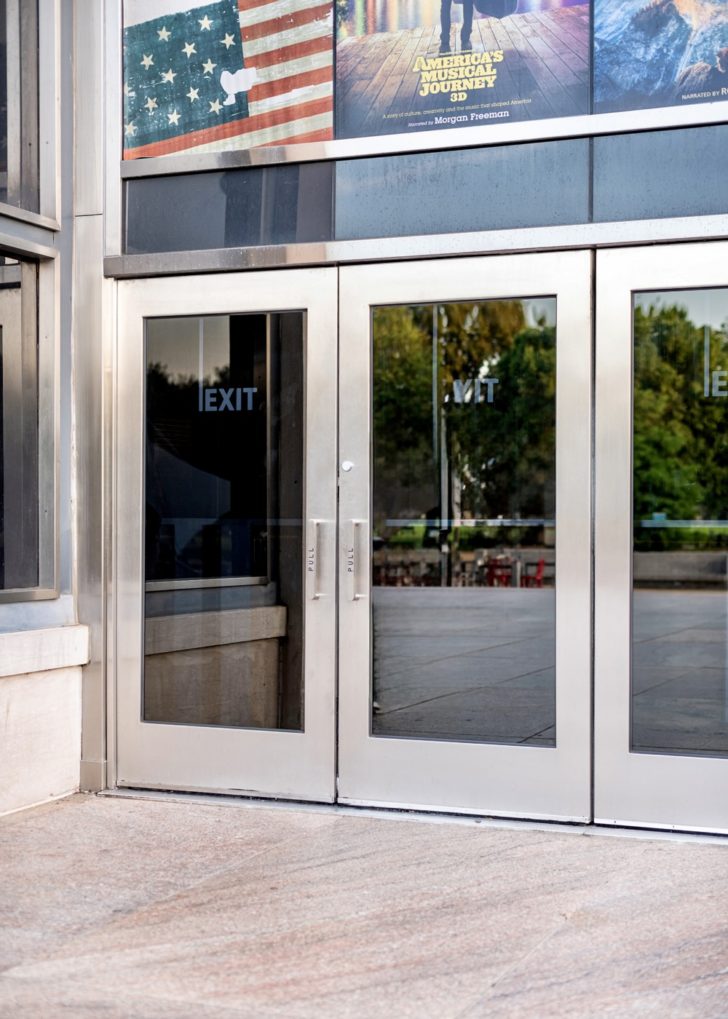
[202,58,217,75]
[157,26,171,41]
[182,41,197,58]
[199,15,213,30]
[124,122,137,137]
[167,109,181,126]
[186,87,200,102]
[161,68,177,83]
[140,53,154,69]
[209,98,223,114]
[220,33,236,49]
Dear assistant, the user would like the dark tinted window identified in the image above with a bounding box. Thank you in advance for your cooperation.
[593,126,728,224]
[126,163,334,254]
[125,126,728,254]
[0,257,38,590]
[335,140,590,240]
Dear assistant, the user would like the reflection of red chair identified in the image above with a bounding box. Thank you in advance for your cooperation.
[487,557,512,587]
[521,558,545,588]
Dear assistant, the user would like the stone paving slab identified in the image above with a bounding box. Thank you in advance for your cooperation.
[1,794,727,1018]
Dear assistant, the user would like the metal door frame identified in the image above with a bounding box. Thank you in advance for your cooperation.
[113,268,338,801]
[595,242,728,834]
[337,251,593,820]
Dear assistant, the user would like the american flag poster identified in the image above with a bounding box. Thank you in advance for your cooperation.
[123,0,334,159]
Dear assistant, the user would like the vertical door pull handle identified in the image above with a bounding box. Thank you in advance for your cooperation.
[346,519,367,602]
[306,519,323,600]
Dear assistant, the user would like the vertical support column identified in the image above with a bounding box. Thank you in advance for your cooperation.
[73,0,110,792]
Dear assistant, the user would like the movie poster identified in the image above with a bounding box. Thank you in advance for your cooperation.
[335,0,590,139]
[594,0,728,114]
[123,0,334,160]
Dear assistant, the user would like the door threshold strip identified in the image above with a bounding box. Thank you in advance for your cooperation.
[100,788,728,846]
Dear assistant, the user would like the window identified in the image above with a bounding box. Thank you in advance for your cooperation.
[0,253,50,595]
[0,0,39,212]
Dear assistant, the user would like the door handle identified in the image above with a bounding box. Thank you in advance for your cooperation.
[306,519,324,600]
[345,519,367,602]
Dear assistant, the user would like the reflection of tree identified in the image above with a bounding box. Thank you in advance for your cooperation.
[441,305,554,520]
[145,356,268,580]
[146,361,245,478]
[372,302,555,541]
[634,302,728,547]
[439,301,526,390]
[372,306,434,530]
[146,361,198,461]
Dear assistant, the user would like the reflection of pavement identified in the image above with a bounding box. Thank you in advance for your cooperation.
[633,590,728,756]
[372,588,728,758]
[372,588,556,746]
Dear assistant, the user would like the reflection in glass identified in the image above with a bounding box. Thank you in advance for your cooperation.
[633,289,728,758]
[593,126,728,225]
[0,1,39,211]
[0,257,37,589]
[144,313,304,730]
[335,141,590,240]
[126,163,334,255]
[372,299,556,745]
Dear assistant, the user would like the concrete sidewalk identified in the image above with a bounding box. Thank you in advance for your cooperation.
[1,795,727,1018]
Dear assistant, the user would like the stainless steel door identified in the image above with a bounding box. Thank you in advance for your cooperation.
[338,253,593,820]
[596,243,728,833]
[115,269,337,800]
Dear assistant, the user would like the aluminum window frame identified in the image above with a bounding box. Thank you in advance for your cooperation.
[103,213,728,279]
[0,0,61,603]
[104,0,728,260]
[0,249,59,603]
[118,102,728,178]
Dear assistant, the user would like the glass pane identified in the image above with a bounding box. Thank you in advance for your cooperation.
[0,257,38,590]
[125,164,334,254]
[0,1,39,212]
[593,126,728,224]
[335,141,590,241]
[144,312,304,730]
[372,298,556,746]
[633,288,728,758]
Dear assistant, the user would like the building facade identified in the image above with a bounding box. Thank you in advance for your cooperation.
[2,0,728,831]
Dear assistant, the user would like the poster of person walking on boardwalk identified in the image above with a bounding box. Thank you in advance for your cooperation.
[335,0,591,139]
[594,0,728,114]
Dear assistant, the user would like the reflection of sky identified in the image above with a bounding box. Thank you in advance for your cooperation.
[339,0,585,36]
[146,316,230,385]
[635,289,728,332]
[525,298,556,329]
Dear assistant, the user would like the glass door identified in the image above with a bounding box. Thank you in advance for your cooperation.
[596,243,728,833]
[115,269,337,800]
[338,253,593,820]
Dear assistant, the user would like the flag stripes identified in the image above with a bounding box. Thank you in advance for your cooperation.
[238,0,326,27]
[245,33,333,70]
[126,94,333,159]
[123,0,333,159]
[242,3,332,42]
